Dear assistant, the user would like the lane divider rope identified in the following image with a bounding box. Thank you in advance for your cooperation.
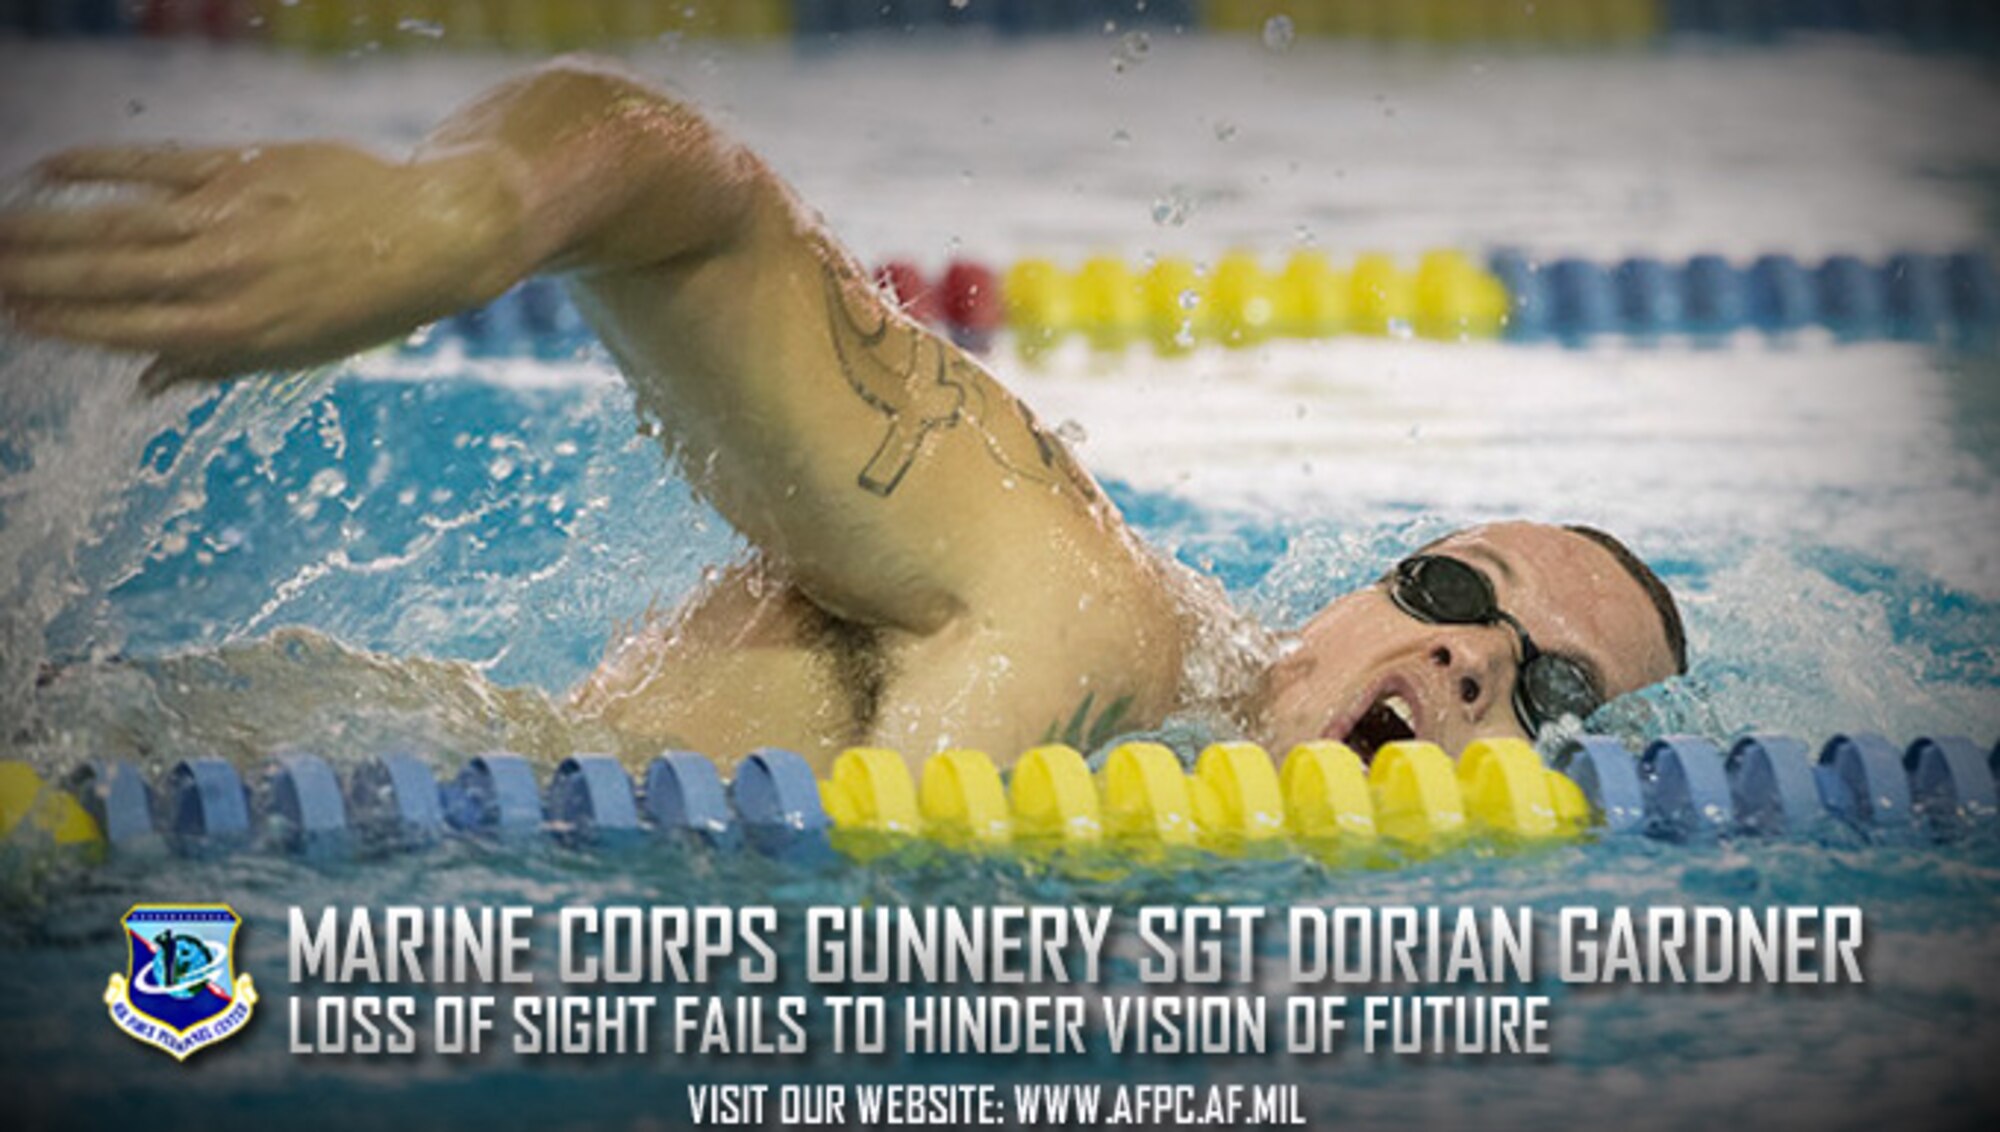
[11,2,1996,56]
[5,731,1993,864]
[403,248,1999,360]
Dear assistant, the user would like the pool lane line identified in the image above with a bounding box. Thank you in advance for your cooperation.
[6,731,1994,863]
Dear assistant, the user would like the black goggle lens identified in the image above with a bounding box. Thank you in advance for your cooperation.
[1516,653,1600,731]
[1394,555,1496,623]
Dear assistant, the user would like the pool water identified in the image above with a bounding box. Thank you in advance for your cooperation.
[1,30,1998,1132]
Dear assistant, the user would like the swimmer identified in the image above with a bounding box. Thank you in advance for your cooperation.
[0,58,1685,772]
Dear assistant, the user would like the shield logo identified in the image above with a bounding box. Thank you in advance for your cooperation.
[105,904,258,1061]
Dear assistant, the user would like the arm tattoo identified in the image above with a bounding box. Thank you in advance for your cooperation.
[821,261,1099,500]
[822,262,965,495]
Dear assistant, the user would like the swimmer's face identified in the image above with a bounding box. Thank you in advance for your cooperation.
[1260,522,1681,760]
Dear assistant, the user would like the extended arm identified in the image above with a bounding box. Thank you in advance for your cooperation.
[0,58,1119,635]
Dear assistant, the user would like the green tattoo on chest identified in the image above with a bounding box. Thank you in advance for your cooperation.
[1042,689,1136,753]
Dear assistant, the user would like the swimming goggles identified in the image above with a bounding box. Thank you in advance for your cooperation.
[1386,554,1604,735]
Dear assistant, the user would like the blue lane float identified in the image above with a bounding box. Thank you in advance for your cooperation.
[1547,258,1620,344]
[547,754,643,846]
[1552,736,1648,833]
[266,753,350,859]
[1638,736,1735,839]
[1816,254,1886,341]
[443,753,544,838]
[1724,733,1822,837]
[729,747,835,863]
[1682,253,1747,339]
[165,757,252,854]
[1817,732,1915,834]
[1904,735,1997,834]
[1614,257,1685,338]
[1463,247,1995,347]
[65,759,157,849]
[14,731,1994,865]
[1487,250,1553,343]
[643,752,740,850]
[1746,253,1816,333]
[347,751,445,848]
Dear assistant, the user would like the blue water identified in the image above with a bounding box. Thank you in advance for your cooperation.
[0,362,1996,1132]
[18,367,2000,742]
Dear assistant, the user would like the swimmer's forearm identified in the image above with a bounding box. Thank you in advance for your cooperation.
[420,58,765,282]
[0,59,765,383]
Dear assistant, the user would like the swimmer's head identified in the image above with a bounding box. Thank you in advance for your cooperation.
[1259,521,1686,760]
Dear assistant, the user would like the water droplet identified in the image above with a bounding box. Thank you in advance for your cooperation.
[1111,30,1150,72]
[397,17,444,38]
[1111,127,1132,147]
[1262,14,1295,51]
[1177,289,1200,311]
[1151,187,1194,227]
[1387,317,1414,340]
[1055,419,1089,444]
[950,0,970,8]
[1213,120,1237,142]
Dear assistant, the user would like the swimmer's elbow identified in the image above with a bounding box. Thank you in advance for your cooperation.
[431,55,765,275]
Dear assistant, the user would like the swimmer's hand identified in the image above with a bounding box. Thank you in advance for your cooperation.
[0,142,522,390]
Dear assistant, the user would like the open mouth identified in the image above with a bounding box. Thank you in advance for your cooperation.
[1340,690,1417,762]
